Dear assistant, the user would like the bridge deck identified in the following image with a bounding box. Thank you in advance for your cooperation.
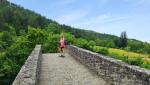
[38,53,107,85]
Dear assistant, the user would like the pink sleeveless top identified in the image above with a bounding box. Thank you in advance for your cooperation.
[60,38,65,48]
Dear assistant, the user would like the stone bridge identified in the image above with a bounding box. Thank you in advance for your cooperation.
[12,45,150,85]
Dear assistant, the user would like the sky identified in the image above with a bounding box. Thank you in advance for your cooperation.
[8,0,150,42]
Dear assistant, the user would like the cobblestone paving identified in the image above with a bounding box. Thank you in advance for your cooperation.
[38,53,107,85]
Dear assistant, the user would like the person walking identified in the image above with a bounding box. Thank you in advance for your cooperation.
[59,34,65,57]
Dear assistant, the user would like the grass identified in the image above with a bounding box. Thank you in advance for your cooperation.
[107,48,150,69]
[108,48,149,59]
[91,45,150,70]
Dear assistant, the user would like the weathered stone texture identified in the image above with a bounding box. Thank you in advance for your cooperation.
[67,45,150,85]
[38,53,107,85]
[12,45,42,85]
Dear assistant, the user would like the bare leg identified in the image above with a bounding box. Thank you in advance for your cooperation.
[62,48,64,56]
[58,47,62,56]
[60,48,62,56]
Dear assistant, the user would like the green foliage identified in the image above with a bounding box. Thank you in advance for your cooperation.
[0,26,52,84]
[127,57,144,66]
[141,62,150,69]
[128,40,142,51]
[42,33,60,53]
[0,39,6,50]
[0,0,150,55]
[92,46,108,55]
[114,31,128,48]
[63,32,75,45]
[0,1,54,35]
[74,38,88,48]
[27,27,46,46]
[46,23,62,34]
[0,31,13,50]
[96,39,115,48]
[0,35,33,85]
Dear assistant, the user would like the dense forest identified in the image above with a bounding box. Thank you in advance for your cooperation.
[0,0,150,84]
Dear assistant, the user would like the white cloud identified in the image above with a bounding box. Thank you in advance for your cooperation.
[71,13,126,28]
[79,14,110,25]
[56,10,88,24]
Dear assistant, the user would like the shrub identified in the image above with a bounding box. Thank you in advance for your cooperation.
[141,63,150,69]
[92,46,108,55]
[140,59,150,69]
[98,47,108,55]
[127,57,144,66]
[148,55,150,58]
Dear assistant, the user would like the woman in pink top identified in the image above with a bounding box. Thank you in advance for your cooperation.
[59,34,65,57]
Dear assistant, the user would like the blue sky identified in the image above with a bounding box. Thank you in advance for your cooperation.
[8,0,150,42]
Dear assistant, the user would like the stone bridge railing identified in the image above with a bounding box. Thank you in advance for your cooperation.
[12,45,42,85]
[67,45,150,85]
[12,45,150,85]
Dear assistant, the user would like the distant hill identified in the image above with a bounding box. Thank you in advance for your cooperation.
[0,0,149,53]
[0,0,117,39]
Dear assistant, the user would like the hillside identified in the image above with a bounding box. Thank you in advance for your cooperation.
[0,0,150,84]
[0,0,118,40]
[1,0,150,53]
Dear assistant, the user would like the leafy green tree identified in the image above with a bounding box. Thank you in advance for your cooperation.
[43,33,60,53]
[0,35,32,85]
[74,38,88,48]
[128,40,144,53]
[63,32,75,45]
[46,23,62,34]
[27,26,46,47]
[115,31,128,48]
[0,32,13,49]
[143,43,150,53]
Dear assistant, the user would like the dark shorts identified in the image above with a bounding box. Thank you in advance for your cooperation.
[60,46,65,49]
[60,46,65,51]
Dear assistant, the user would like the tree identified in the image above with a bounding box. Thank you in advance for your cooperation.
[115,31,128,48]
[120,31,128,48]
[0,32,13,49]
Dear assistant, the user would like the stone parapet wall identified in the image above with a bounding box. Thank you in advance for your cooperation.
[67,45,150,85]
[12,45,42,85]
